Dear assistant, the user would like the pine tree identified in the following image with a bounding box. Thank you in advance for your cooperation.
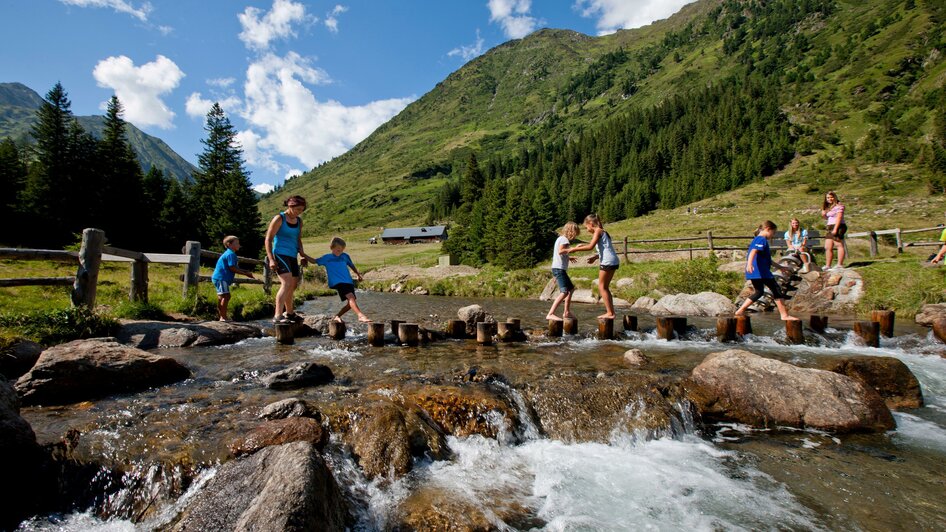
[97,96,144,246]
[0,139,28,241]
[193,103,263,255]
[459,152,484,209]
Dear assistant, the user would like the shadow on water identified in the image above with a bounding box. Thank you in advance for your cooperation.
[18,292,946,531]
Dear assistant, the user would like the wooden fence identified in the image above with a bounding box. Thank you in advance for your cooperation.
[614,225,945,261]
[0,228,272,308]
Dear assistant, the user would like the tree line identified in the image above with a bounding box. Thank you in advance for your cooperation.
[0,83,262,255]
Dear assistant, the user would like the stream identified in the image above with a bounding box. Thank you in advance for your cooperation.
[16,292,946,531]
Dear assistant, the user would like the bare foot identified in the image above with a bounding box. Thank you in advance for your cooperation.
[358,315,372,323]
[734,310,745,317]
[563,312,576,319]
[332,316,344,323]
[546,314,563,321]
[597,313,616,319]
[781,315,800,321]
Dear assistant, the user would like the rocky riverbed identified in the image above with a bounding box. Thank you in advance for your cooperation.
[5,292,946,531]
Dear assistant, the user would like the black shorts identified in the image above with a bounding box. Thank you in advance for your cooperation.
[334,283,356,301]
[274,254,300,277]
[826,223,847,241]
[748,278,783,302]
[600,264,619,272]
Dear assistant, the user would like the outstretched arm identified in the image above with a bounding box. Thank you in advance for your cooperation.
[564,228,602,254]
[264,215,282,270]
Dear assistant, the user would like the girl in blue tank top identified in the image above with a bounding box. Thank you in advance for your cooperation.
[563,213,620,319]
[265,196,316,324]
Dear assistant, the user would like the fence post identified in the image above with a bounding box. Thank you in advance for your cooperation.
[130,259,148,302]
[72,228,105,308]
[895,228,903,254]
[182,241,201,296]
[263,261,273,296]
[623,236,629,263]
[706,231,714,257]
[869,231,878,257]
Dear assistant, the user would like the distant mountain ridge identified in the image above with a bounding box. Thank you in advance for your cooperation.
[0,82,198,182]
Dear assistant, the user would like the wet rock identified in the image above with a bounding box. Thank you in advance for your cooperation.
[650,292,735,317]
[526,372,681,442]
[0,338,42,379]
[458,305,495,336]
[394,487,544,531]
[263,362,334,390]
[688,350,895,432]
[348,401,413,479]
[623,349,649,366]
[301,313,333,335]
[405,384,519,439]
[915,303,946,327]
[815,356,923,410]
[631,296,657,312]
[117,320,263,349]
[411,286,429,296]
[230,417,329,456]
[259,398,320,420]
[0,377,50,529]
[171,441,347,532]
[15,339,190,406]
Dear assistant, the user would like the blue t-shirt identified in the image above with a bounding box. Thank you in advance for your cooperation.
[212,248,238,283]
[315,252,355,287]
[746,236,773,280]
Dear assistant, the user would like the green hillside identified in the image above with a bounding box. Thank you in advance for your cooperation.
[0,82,198,182]
[261,0,945,236]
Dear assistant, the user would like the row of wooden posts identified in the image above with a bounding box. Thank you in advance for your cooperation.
[275,309,899,347]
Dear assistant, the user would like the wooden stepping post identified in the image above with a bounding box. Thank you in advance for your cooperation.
[623,315,637,332]
[477,322,494,345]
[497,322,512,342]
[447,319,466,339]
[785,320,804,345]
[368,322,385,347]
[854,321,880,348]
[933,318,946,344]
[870,310,895,338]
[597,317,614,340]
[563,317,579,335]
[810,315,829,334]
[328,320,346,340]
[275,323,294,345]
[398,323,419,347]
[672,317,687,338]
[506,318,521,331]
[547,319,563,338]
[736,315,752,336]
[656,317,675,341]
[716,316,737,343]
[390,320,403,345]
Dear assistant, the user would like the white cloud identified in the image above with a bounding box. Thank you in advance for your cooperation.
[238,0,310,51]
[284,169,303,180]
[324,4,347,33]
[185,92,241,119]
[575,0,693,35]
[92,54,184,129]
[157,25,173,35]
[208,77,236,88]
[241,52,414,169]
[448,29,485,61]
[253,183,276,194]
[487,0,537,39]
[59,0,152,22]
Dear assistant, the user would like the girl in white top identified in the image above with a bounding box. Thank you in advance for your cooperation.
[565,214,620,319]
[546,222,579,321]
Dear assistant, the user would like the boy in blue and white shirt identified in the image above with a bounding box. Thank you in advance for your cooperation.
[314,237,370,323]
[211,236,256,321]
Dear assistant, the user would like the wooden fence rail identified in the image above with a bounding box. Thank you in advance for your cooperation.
[0,228,272,308]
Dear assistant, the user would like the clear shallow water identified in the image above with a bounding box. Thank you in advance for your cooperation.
[18,292,946,530]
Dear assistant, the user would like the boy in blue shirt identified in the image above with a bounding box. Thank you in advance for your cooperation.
[314,237,370,323]
[211,236,256,321]
[734,221,798,321]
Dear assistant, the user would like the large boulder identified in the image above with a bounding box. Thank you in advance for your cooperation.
[538,278,558,302]
[171,441,347,531]
[263,363,334,390]
[403,384,520,440]
[230,417,329,457]
[915,303,946,327]
[117,320,263,349]
[15,339,190,406]
[394,486,544,531]
[815,356,923,410]
[786,268,865,314]
[525,372,681,442]
[630,296,657,313]
[347,401,414,480]
[650,292,735,317]
[0,377,50,529]
[0,339,43,379]
[688,350,894,432]
[259,398,320,420]
[457,305,494,336]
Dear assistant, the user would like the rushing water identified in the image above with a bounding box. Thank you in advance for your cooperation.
[17,292,946,531]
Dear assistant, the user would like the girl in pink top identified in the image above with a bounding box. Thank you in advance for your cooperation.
[821,190,847,269]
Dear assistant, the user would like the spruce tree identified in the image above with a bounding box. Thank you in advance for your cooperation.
[97,96,144,246]
[0,139,27,242]
[459,152,484,209]
[193,103,263,255]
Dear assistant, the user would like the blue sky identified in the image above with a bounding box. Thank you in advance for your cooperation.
[0,0,692,192]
